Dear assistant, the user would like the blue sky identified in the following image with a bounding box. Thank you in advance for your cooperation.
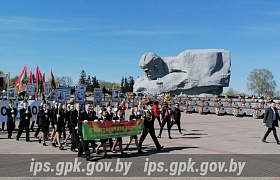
[1,0,280,94]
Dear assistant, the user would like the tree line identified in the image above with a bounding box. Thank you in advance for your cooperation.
[78,70,135,94]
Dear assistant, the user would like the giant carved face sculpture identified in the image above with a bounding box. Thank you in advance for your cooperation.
[139,52,168,80]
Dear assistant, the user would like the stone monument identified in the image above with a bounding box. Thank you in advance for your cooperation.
[133,49,231,95]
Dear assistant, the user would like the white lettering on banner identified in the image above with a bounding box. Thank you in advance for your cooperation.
[0,100,49,122]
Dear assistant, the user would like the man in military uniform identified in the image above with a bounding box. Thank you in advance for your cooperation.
[139,101,164,151]
[6,100,17,139]
[16,101,32,142]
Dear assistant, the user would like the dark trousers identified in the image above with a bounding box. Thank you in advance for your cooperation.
[30,121,35,131]
[108,138,113,149]
[171,119,182,133]
[155,116,161,127]
[7,122,14,138]
[1,122,5,130]
[35,126,41,138]
[158,117,172,137]
[71,131,80,150]
[80,139,90,157]
[139,127,161,149]
[17,123,30,140]
[263,124,280,142]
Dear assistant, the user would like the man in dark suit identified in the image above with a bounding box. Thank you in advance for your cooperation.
[6,100,17,139]
[70,103,82,154]
[262,100,280,144]
[79,102,96,161]
[16,101,32,142]
[171,103,182,135]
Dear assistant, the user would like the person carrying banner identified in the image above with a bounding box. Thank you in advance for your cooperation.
[111,107,127,156]
[79,102,96,161]
[106,105,114,149]
[16,100,32,142]
[95,107,111,158]
[124,106,143,153]
[139,101,164,152]
[6,100,17,139]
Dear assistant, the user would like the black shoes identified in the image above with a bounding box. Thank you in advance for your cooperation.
[86,156,91,161]
[121,152,127,156]
[277,142,280,145]
[138,149,143,153]
[157,146,164,151]
[16,138,19,141]
[262,140,269,143]
[71,149,77,152]
[39,139,42,144]
[169,136,173,139]
[59,146,64,150]
[52,143,57,147]
[43,143,47,146]
[103,154,111,159]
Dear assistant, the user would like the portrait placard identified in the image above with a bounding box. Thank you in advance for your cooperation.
[65,89,71,100]
[7,88,16,100]
[26,84,36,96]
[94,88,102,106]
[55,89,66,103]
[112,89,121,102]
[75,89,85,104]
[44,82,52,96]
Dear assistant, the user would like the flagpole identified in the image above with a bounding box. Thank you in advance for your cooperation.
[7,72,10,100]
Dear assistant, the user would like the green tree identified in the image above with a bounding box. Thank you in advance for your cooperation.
[224,88,236,96]
[79,70,86,85]
[86,75,92,91]
[128,76,135,92]
[247,69,277,97]
[120,77,125,93]
[92,76,100,89]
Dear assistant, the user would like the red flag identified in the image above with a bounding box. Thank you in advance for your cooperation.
[16,65,27,86]
[35,65,41,97]
[29,70,33,84]
[42,72,45,93]
[50,69,56,89]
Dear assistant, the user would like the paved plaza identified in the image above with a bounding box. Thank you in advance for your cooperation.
[0,110,279,179]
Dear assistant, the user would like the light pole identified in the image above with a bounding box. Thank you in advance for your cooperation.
[156,81,163,96]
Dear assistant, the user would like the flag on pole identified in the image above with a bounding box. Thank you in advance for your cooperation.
[35,65,42,98]
[50,69,56,89]
[29,70,33,84]
[42,72,45,93]
[15,65,27,86]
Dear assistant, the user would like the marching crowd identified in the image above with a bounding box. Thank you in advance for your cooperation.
[1,99,182,161]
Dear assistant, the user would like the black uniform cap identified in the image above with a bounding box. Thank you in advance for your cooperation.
[146,101,153,106]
